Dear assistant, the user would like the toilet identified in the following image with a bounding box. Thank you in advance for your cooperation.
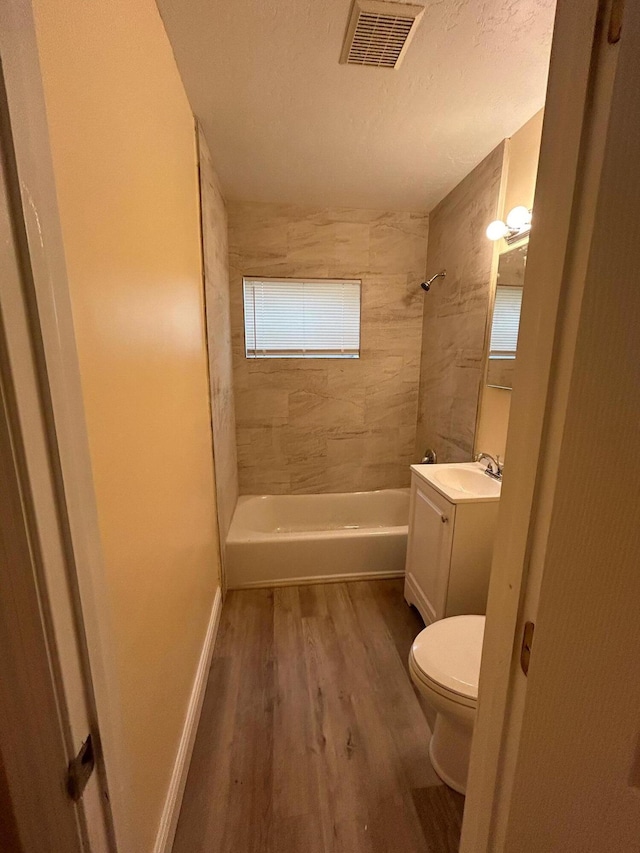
[409,614,485,795]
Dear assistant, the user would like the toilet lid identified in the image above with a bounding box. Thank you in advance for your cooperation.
[411,615,485,700]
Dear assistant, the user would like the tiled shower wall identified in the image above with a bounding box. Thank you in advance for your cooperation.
[228,202,429,494]
[415,143,505,463]
[198,127,238,540]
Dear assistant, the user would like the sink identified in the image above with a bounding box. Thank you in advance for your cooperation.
[432,466,501,497]
[411,462,501,502]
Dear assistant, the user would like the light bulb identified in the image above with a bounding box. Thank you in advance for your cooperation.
[486,220,509,241]
[506,205,531,231]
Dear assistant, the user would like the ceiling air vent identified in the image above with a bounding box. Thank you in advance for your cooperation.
[340,0,425,69]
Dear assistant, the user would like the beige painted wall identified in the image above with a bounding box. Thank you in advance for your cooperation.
[475,110,544,460]
[198,126,239,549]
[33,1,222,850]
[228,202,428,494]
[415,144,505,463]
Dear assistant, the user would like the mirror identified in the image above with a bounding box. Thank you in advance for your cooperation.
[486,243,527,390]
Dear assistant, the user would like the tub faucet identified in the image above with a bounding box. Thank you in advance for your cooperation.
[475,452,503,480]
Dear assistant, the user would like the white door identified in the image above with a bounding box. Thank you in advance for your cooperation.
[0,7,118,849]
[463,1,640,850]
[499,1,640,847]
[0,365,86,851]
[0,76,112,853]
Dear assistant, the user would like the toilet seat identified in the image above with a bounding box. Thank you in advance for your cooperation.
[409,654,477,710]
[411,615,485,703]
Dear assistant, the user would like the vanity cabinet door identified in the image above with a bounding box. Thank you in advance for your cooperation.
[405,479,455,624]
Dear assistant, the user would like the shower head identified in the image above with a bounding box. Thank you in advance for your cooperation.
[421,270,447,292]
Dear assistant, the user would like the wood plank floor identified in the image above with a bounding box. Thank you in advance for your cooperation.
[172,579,464,853]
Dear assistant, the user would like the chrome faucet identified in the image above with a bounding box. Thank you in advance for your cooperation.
[475,452,503,480]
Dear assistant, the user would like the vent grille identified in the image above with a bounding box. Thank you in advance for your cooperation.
[340,1,424,69]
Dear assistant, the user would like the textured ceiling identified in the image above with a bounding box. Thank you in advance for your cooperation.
[157,0,556,212]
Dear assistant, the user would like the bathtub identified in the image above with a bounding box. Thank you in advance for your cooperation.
[226,489,410,589]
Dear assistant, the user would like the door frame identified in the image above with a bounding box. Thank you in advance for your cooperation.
[0,2,132,850]
[461,0,621,849]
[0,54,111,853]
[1,0,625,850]
[0,71,95,853]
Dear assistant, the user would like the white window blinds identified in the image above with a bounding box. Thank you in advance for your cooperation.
[243,278,361,359]
[490,285,524,358]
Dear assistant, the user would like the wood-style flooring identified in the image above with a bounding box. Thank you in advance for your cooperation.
[172,579,464,853]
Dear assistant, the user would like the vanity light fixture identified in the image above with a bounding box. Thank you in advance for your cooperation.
[486,206,532,244]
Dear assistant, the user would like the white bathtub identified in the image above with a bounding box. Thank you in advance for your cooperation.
[226,489,410,589]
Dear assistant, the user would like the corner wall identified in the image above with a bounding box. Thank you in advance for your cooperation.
[415,144,505,463]
[198,126,239,547]
[228,202,429,495]
[32,1,222,850]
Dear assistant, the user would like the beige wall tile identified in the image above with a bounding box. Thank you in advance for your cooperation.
[235,387,290,427]
[290,465,330,495]
[288,388,366,431]
[229,201,428,494]
[277,426,327,465]
[240,466,291,495]
[415,143,505,464]
[325,462,364,493]
[246,362,329,392]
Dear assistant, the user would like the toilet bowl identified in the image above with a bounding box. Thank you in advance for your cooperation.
[409,614,485,795]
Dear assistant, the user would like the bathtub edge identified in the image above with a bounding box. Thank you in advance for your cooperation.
[227,569,405,590]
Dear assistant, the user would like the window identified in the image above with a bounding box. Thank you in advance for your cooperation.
[489,285,524,359]
[243,278,361,359]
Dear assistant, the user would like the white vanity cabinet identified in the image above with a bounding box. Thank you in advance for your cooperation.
[404,464,500,625]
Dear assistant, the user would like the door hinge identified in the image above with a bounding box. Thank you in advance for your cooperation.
[66,734,95,802]
[608,0,624,44]
[520,621,535,676]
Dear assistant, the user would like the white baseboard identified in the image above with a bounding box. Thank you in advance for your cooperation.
[153,586,222,853]
[228,569,405,590]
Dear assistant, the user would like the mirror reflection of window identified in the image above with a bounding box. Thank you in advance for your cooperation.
[490,286,523,358]
[486,243,527,390]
